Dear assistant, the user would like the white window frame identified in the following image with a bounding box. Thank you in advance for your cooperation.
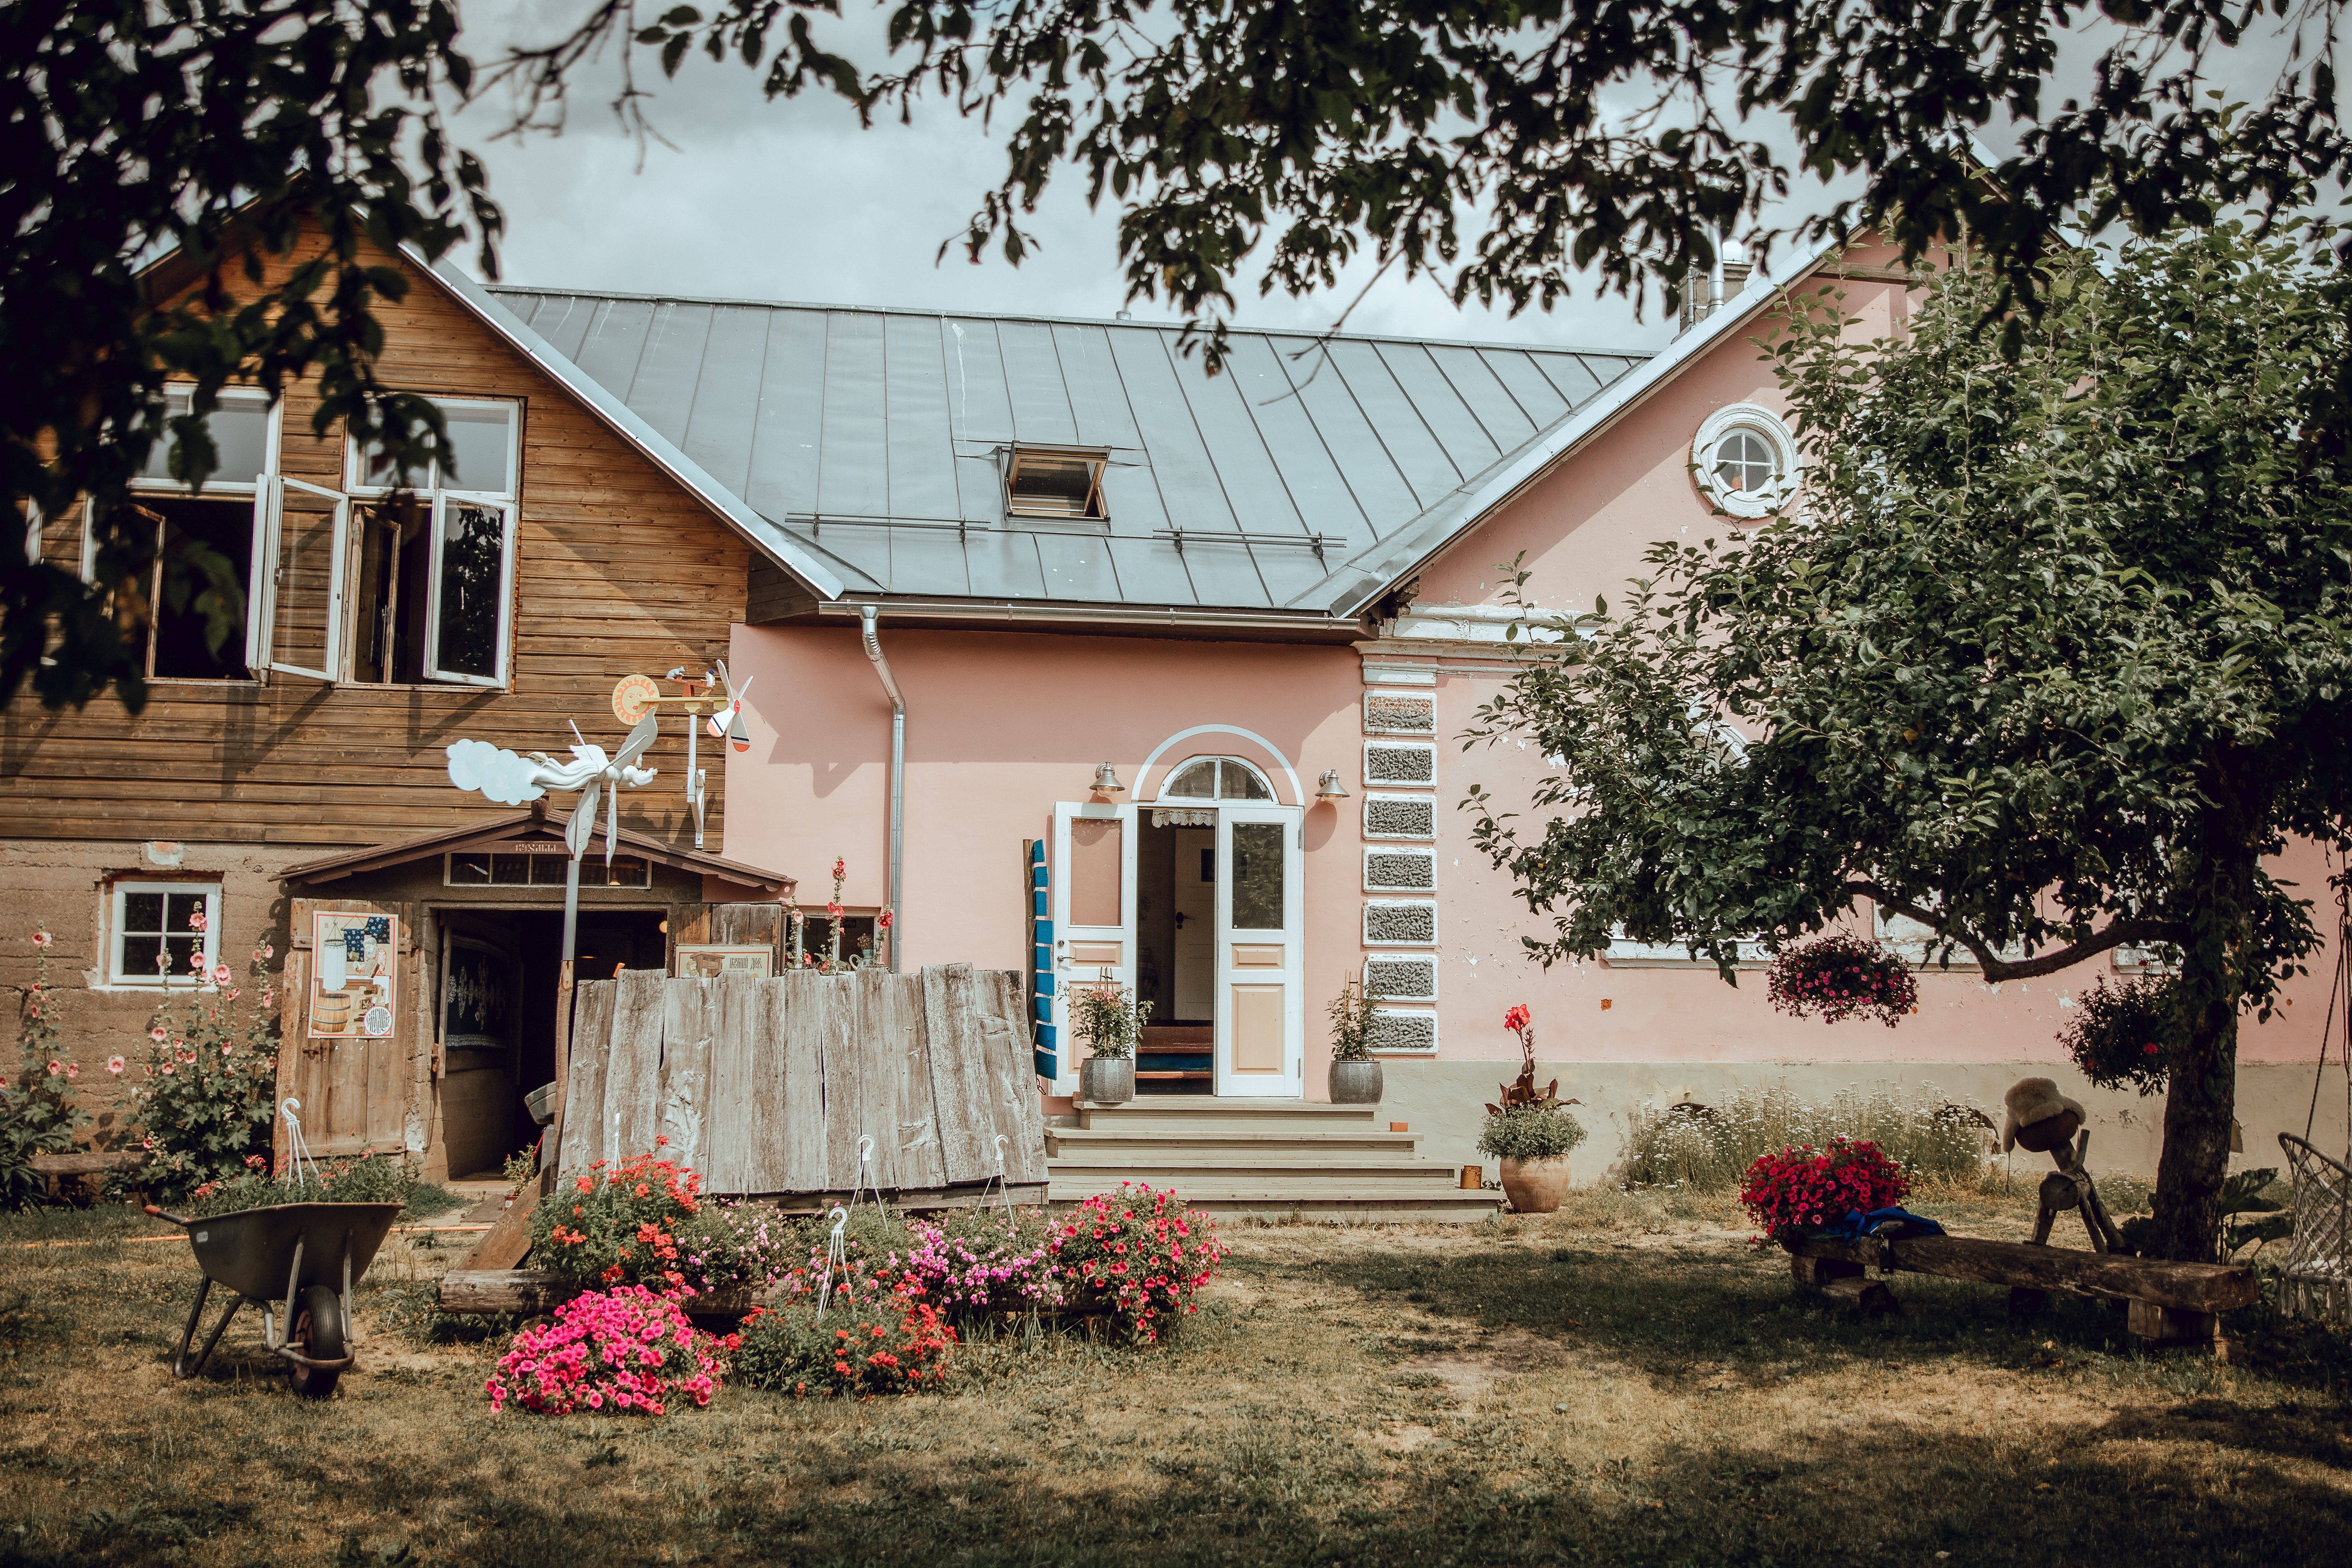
[114,386,284,682]
[344,396,521,690]
[107,881,222,988]
[1691,403,1800,520]
[1153,755,1278,803]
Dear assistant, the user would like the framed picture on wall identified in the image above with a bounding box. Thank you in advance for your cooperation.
[441,934,517,1052]
[308,912,398,1039]
[675,944,773,979]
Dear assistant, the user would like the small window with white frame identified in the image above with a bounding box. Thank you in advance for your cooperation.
[1004,446,1108,521]
[1691,403,1799,520]
[108,387,281,681]
[345,398,521,688]
[110,881,221,986]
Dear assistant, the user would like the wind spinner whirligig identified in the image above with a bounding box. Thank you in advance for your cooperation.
[608,660,754,851]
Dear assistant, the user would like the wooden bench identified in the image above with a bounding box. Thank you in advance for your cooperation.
[1784,1231,2258,1352]
[27,1150,144,1200]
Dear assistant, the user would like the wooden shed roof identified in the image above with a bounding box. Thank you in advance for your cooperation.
[277,807,795,897]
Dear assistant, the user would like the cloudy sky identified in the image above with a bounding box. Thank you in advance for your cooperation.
[442,4,2323,355]
[445,2,1688,354]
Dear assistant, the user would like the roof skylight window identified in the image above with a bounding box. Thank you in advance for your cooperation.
[1005,448,1108,520]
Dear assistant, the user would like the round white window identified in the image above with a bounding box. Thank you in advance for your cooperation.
[1690,403,1799,519]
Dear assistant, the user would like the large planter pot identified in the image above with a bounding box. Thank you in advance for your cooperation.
[1329,1059,1384,1104]
[1499,1154,1574,1215]
[1079,1056,1134,1104]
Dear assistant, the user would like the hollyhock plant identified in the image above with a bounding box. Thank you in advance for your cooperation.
[486,1287,724,1415]
[1739,1137,1911,1242]
[1764,930,1919,1027]
[1048,1183,1227,1344]
[131,939,278,1196]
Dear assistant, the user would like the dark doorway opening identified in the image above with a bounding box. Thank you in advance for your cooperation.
[1134,816,1212,1095]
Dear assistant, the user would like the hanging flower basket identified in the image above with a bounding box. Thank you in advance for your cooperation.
[2057,974,2174,1096]
[1764,931,1918,1026]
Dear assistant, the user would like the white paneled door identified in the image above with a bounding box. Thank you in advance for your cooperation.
[1213,805,1304,1098]
[1050,801,1136,1097]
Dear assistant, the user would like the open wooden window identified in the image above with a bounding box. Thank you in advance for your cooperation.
[1004,447,1108,520]
[109,388,281,681]
[346,399,521,688]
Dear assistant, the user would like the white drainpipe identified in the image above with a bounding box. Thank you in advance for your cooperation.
[860,606,906,971]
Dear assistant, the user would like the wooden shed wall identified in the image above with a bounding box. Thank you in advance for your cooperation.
[3,226,758,852]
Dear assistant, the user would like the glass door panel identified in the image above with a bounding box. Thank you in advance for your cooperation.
[1051,801,1136,1098]
[1213,806,1303,1097]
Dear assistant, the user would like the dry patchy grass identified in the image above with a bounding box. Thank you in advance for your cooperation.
[0,1181,2346,1566]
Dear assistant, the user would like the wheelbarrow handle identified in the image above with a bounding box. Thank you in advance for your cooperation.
[143,1204,194,1228]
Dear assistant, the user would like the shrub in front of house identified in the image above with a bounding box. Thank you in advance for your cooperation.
[529,1144,795,1301]
[129,933,278,1197]
[1476,1102,1589,1162]
[1047,1183,1227,1344]
[729,1295,958,1398]
[1623,1083,1989,1192]
[486,1286,727,1415]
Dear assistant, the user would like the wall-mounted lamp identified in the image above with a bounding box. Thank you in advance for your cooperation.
[1315,769,1351,801]
[1090,763,1126,798]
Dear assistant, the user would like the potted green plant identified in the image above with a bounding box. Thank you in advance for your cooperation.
[1478,1005,1585,1213]
[1326,977,1383,1104]
[1479,1102,1588,1214]
[1071,970,1149,1104]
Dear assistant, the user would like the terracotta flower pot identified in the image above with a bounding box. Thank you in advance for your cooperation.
[1329,1059,1384,1104]
[1499,1154,1574,1215]
[1079,1057,1133,1104]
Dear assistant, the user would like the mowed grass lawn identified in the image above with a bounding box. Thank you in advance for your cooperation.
[0,1184,2348,1567]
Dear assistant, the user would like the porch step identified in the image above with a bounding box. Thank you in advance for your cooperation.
[1047,1095,1477,1220]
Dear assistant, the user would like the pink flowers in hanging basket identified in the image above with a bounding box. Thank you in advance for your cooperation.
[486,1287,723,1416]
[1764,930,1918,1027]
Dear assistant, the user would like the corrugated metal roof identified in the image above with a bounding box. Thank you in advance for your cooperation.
[489,287,1650,614]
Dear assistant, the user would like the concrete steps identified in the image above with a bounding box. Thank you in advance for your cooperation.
[1046,1098,1498,1223]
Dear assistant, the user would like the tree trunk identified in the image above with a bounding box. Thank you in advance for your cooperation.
[2147,758,2265,1263]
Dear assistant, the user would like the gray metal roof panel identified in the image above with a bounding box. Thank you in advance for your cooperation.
[487,282,1654,613]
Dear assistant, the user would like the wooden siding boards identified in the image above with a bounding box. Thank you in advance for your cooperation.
[1,227,755,852]
[657,976,716,1174]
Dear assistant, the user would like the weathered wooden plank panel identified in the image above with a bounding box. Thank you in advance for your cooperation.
[658,977,716,1174]
[890,971,947,1191]
[602,966,668,1162]
[983,970,1052,1185]
[702,973,770,1195]
[557,980,617,1172]
[1785,1234,2259,1314]
[821,976,866,1191]
[769,974,829,1194]
[923,964,994,1185]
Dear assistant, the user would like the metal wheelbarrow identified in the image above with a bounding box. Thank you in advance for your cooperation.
[143,1201,405,1399]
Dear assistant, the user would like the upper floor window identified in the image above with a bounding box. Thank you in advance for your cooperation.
[1691,404,1799,520]
[116,388,280,681]
[1005,447,1108,520]
[344,398,521,689]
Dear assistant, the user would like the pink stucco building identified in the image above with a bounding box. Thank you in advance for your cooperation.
[487,238,2344,1181]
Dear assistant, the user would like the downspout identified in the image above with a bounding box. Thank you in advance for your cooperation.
[860,606,906,971]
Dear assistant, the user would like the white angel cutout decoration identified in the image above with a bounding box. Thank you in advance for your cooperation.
[445,713,660,867]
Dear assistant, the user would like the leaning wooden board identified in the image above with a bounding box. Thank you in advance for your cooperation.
[1785,1233,2259,1315]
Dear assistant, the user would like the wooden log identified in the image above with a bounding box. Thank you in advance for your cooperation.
[2129,1300,2220,1349]
[602,966,667,1161]
[457,1185,540,1272]
[1785,1234,2258,1315]
[1791,1253,1864,1288]
[1822,1276,1902,1317]
[658,977,715,1173]
[29,1151,145,1175]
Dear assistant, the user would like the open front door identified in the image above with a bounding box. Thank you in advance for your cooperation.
[1050,800,1136,1097]
[1213,805,1304,1098]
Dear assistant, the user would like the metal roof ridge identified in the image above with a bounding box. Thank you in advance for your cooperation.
[417,253,849,602]
[1292,231,1855,618]
[479,280,1662,361]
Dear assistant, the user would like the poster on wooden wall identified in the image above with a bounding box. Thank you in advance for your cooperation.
[308,913,398,1039]
[675,944,773,979]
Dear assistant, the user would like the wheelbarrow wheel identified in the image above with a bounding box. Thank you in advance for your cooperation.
[288,1285,345,1400]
